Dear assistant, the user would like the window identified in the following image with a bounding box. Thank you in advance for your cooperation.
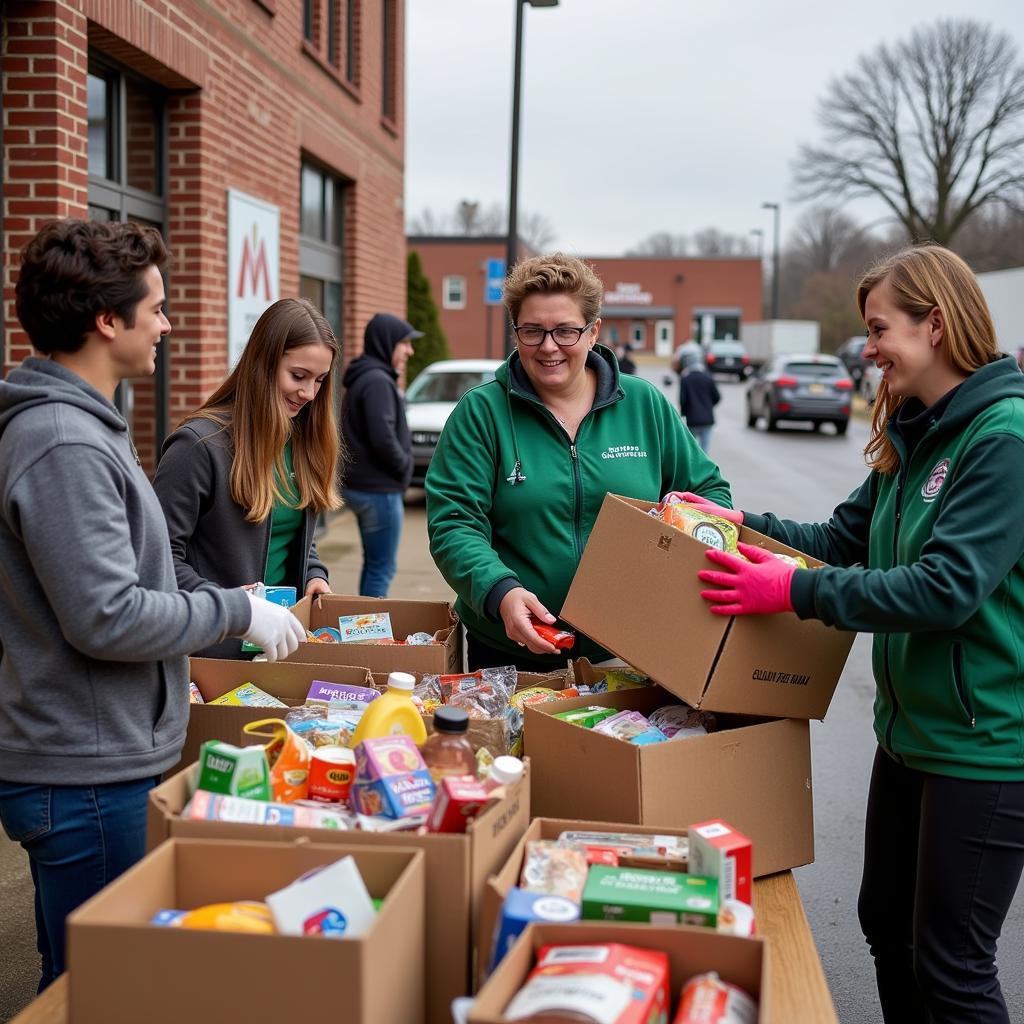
[304,1,359,88]
[299,160,346,344]
[303,0,315,42]
[326,1,338,66]
[381,0,397,122]
[606,325,619,344]
[443,275,466,310]
[630,323,646,346]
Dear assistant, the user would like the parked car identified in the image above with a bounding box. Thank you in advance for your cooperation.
[405,359,503,486]
[836,335,871,389]
[704,340,752,380]
[745,354,853,434]
[860,362,882,405]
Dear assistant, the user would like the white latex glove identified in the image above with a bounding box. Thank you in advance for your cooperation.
[240,594,305,662]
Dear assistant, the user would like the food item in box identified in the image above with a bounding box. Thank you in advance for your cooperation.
[406,631,437,645]
[284,703,361,749]
[592,709,668,746]
[412,675,444,714]
[426,775,490,833]
[350,734,435,819]
[649,704,716,740]
[266,854,376,938]
[307,625,343,642]
[717,898,756,937]
[520,840,589,902]
[529,616,575,650]
[582,865,718,927]
[207,682,287,708]
[558,829,688,869]
[338,611,393,643]
[551,705,620,729]
[176,901,275,934]
[197,740,272,800]
[504,943,670,1024]
[507,685,580,756]
[660,502,740,554]
[241,719,311,803]
[188,681,205,704]
[488,888,581,975]
[307,745,356,803]
[688,819,752,905]
[601,667,650,691]
[305,680,380,709]
[673,972,757,1024]
[767,550,808,569]
[183,790,350,828]
[351,671,427,745]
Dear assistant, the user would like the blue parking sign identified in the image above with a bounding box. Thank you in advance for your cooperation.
[485,258,506,305]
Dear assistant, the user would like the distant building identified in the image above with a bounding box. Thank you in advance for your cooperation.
[2,1,409,469]
[407,236,764,360]
[977,266,1024,357]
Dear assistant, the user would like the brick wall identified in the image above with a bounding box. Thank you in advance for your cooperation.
[3,0,407,469]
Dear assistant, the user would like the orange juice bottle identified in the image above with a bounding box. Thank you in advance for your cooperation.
[351,671,427,746]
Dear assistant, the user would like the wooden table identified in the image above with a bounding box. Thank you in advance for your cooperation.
[12,871,836,1024]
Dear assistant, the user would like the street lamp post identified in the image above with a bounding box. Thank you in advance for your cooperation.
[505,0,559,353]
[761,202,780,320]
[749,228,764,260]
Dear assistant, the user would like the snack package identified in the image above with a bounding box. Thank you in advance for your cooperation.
[183,790,349,830]
[659,502,740,554]
[284,703,361,750]
[241,718,311,803]
[558,830,689,869]
[307,626,342,642]
[673,972,757,1024]
[649,703,716,740]
[305,680,380,710]
[582,866,718,927]
[405,631,437,645]
[350,735,435,819]
[529,617,575,651]
[188,681,205,705]
[552,705,620,729]
[338,612,393,643]
[504,943,670,1024]
[592,709,668,746]
[196,740,271,801]
[412,676,444,714]
[767,550,808,569]
[519,840,589,902]
[507,686,580,756]
[208,682,287,708]
[602,667,650,691]
[717,899,756,938]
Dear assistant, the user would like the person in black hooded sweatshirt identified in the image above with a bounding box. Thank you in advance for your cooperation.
[341,313,422,596]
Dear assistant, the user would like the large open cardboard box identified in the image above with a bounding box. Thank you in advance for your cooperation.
[477,816,693,989]
[524,687,813,876]
[174,657,375,775]
[67,837,425,1024]
[287,594,463,674]
[561,494,855,719]
[468,921,769,1024]
[147,761,531,1024]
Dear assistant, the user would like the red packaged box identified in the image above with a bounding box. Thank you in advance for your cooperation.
[687,819,752,906]
[426,775,489,833]
[503,942,670,1024]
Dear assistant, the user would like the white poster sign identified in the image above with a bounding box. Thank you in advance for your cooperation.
[227,189,280,367]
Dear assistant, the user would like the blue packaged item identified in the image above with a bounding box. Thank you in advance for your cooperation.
[488,888,580,975]
[264,585,297,607]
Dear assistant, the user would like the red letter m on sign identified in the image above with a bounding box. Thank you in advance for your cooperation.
[237,233,271,300]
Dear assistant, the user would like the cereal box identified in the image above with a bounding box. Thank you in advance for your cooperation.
[350,735,435,819]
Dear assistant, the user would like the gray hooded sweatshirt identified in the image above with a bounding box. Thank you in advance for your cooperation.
[0,358,251,785]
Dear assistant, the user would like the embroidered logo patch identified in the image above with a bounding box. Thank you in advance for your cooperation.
[921,458,949,502]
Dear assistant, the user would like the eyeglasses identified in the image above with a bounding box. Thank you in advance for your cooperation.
[512,322,596,347]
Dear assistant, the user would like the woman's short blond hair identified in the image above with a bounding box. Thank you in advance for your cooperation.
[503,252,603,324]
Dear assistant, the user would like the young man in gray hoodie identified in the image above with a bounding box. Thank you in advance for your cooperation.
[0,219,304,991]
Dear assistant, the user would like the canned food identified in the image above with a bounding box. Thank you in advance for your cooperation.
[308,745,356,803]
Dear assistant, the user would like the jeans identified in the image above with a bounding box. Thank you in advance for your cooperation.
[858,747,1024,1023]
[341,488,404,598]
[0,777,156,991]
[689,424,713,452]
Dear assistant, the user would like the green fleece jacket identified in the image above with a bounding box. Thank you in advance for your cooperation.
[746,355,1024,780]
[426,345,731,666]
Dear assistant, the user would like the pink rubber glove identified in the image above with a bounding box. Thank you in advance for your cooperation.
[665,491,743,525]
[698,542,795,616]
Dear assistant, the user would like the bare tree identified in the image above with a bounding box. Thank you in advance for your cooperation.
[787,206,877,275]
[518,210,557,251]
[408,207,446,235]
[627,232,690,257]
[794,20,1024,245]
[407,199,554,248]
[692,227,752,257]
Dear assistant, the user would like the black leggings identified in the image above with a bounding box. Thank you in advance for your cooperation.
[858,746,1024,1023]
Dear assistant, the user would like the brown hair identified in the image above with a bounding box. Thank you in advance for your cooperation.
[503,252,603,325]
[15,219,168,355]
[858,245,999,475]
[188,298,343,522]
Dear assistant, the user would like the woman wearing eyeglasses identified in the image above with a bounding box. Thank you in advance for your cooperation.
[425,252,732,671]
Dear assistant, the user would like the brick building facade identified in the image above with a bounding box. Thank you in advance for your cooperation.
[2,0,408,470]
[408,236,764,360]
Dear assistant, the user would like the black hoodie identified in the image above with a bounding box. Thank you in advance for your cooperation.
[341,313,418,491]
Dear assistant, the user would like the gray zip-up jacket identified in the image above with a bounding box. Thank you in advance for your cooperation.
[0,359,251,785]
[153,416,328,658]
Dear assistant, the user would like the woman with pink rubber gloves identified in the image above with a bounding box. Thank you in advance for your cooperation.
[691,245,1024,1024]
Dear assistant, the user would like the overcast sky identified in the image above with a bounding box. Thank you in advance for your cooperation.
[405,0,1024,256]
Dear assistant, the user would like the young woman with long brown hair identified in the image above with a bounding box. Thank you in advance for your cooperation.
[688,244,1024,1023]
[154,297,342,657]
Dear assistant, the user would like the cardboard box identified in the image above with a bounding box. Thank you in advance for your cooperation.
[147,760,531,1024]
[287,594,463,675]
[468,922,769,1024]
[172,658,375,776]
[524,688,813,877]
[477,817,692,989]
[68,837,425,1024]
[561,494,856,719]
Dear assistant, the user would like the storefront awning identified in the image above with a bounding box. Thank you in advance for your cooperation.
[600,305,675,318]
